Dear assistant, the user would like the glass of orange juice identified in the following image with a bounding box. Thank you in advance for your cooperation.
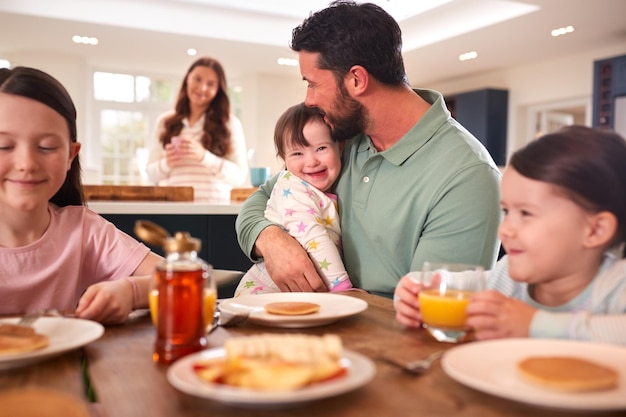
[417,262,485,343]
[149,272,217,331]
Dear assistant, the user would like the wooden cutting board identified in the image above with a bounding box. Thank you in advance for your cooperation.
[83,185,194,201]
[230,187,258,202]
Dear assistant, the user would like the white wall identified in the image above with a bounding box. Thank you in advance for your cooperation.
[237,72,305,178]
[7,39,626,179]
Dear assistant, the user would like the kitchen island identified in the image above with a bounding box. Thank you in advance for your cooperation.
[87,201,252,297]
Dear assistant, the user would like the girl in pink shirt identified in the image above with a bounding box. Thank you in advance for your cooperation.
[0,66,162,324]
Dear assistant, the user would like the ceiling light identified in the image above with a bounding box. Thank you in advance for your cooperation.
[277,57,298,67]
[551,25,575,37]
[458,51,478,61]
[72,35,98,45]
[187,48,197,56]
[0,59,10,69]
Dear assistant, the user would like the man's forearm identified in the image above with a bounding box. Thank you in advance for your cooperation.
[254,225,288,258]
[235,174,279,260]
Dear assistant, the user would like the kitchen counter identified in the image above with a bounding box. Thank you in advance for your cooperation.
[87,201,243,215]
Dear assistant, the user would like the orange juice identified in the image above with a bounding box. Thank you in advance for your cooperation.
[149,288,216,328]
[419,289,474,329]
[202,289,217,326]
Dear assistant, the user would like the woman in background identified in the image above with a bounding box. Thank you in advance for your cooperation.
[146,57,247,203]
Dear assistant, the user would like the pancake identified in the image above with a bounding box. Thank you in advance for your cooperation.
[0,323,50,355]
[264,301,320,315]
[517,356,619,392]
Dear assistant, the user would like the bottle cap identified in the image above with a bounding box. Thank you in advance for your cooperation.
[133,220,201,253]
[134,220,169,247]
[163,232,201,253]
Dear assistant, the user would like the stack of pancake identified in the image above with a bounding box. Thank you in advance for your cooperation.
[0,323,49,355]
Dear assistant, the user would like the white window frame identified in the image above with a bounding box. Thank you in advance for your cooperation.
[85,67,180,185]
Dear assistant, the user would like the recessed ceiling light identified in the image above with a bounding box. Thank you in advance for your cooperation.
[458,51,478,61]
[187,48,197,56]
[72,35,98,45]
[551,25,575,37]
[277,57,298,67]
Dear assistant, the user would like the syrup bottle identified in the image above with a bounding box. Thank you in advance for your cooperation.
[134,221,210,365]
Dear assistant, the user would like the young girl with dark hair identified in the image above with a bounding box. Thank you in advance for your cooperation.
[0,66,161,324]
[394,126,626,345]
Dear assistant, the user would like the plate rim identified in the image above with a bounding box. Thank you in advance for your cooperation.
[441,338,626,411]
[0,317,104,369]
[166,346,376,405]
[219,292,368,328]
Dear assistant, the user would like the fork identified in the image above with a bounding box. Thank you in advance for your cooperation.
[207,309,250,333]
[17,309,63,327]
[379,350,445,375]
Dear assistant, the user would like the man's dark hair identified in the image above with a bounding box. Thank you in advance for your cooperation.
[291,0,407,86]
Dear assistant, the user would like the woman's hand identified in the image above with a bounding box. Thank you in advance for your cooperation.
[75,279,134,324]
[466,290,536,340]
[164,142,182,168]
[394,274,423,328]
[176,136,205,161]
[164,137,205,167]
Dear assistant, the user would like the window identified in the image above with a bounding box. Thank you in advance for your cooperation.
[100,109,146,184]
[90,70,178,185]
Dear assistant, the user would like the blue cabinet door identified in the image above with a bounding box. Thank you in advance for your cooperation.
[453,88,508,166]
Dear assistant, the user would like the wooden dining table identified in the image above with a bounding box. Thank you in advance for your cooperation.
[1,291,623,417]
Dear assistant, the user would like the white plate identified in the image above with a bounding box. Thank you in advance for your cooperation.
[167,347,375,407]
[442,338,626,411]
[219,293,368,328]
[0,317,104,370]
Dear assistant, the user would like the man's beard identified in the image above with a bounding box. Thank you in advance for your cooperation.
[324,83,367,141]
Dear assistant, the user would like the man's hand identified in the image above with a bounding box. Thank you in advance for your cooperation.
[255,226,328,292]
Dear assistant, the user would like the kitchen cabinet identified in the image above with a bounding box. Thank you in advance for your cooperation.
[593,54,626,129]
[446,88,508,166]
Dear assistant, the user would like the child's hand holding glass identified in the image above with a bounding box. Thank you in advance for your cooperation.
[466,290,536,340]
